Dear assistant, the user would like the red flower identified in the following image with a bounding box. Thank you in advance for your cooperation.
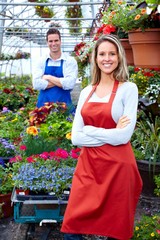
[26,156,35,163]
[20,145,27,151]
[103,24,116,34]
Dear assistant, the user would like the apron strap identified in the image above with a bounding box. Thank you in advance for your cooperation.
[109,80,119,104]
[84,84,98,104]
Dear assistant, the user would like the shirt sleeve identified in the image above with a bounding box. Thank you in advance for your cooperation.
[71,86,106,147]
[83,83,138,146]
[60,56,78,90]
[32,56,48,90]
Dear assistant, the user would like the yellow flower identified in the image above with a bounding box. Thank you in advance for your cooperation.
[151,232,155,237]
[66,132,71,140]
[11,118,18,122]
[135,226,139,231]
[26,126,38,136]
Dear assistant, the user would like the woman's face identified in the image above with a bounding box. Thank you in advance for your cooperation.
[96,41,119,75]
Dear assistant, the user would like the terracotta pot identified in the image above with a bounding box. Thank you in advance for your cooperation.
[120,39,134,66]
[128,28,160,68]
[136,160,160,197]
[0,192,13,218]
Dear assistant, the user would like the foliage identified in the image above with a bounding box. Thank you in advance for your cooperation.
[154,174,160,196]
[131,115,160,165]
[0,164,14,194]
[0,76,37,111]
[0,50,30,60]
[102,0,160,32]
[0,109,29,142]
[129,67,160,97]
[132,215,160,239]
[11,148,81,197]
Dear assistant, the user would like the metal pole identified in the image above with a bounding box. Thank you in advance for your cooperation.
[0,0,6,56]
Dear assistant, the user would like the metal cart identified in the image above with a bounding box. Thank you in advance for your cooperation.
[11,188,68,240]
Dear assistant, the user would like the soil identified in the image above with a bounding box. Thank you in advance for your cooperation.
[0,200,149,240]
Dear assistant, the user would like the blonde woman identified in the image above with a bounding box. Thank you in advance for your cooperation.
[61,34,142,240]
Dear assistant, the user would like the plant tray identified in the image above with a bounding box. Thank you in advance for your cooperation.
[11,189,68,224]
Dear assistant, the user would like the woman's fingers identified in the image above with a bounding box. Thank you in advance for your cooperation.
[116,116,131,129]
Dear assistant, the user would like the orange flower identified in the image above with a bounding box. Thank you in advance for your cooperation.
[135,14,141,21]
[141,8,146,15]
[118,1,123,4]
[26,126,38,136]
[111,11,116,15]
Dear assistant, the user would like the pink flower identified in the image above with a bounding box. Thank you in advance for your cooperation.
[156,229,160,234]
[55,148,69,159]
[39,152,50,160]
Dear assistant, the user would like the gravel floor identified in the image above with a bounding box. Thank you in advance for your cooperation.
[1,196,160,240]
[0,199,148,240]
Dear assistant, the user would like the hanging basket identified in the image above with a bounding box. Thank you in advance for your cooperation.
[128,28,160,68]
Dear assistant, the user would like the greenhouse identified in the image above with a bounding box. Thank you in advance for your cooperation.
[0,0,160,240]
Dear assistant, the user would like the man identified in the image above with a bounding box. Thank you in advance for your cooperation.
[32,28,78,110]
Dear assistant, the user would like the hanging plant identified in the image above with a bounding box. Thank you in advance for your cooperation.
[65,0,83,35]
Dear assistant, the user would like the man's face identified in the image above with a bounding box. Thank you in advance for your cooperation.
[47,34,61,54]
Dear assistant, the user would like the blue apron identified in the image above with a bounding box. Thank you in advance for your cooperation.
[37,59,72,109]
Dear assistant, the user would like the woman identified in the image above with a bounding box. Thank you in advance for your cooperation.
[61,34,142,240]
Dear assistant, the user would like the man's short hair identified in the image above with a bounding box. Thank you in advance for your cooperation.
[46,28,61,41]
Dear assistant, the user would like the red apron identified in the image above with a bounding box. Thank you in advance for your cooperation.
[61,81,142,240]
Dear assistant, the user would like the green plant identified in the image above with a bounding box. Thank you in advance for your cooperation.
[154,174,160,196]
[132,215,160,239]
[0,110,29,142]
[131,115,160,168]
[102,0,160,32]
[0,164,14,194]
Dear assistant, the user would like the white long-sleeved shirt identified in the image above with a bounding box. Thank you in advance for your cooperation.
[32,52,78,91]
[71,82,138,147]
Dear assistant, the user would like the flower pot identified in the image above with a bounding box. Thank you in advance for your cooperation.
[136,160,160,197]
[0,192,13,218]
[128,28,160,68]
[120,39,134,66]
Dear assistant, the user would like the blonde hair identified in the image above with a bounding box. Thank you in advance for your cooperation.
[91,34,129,85]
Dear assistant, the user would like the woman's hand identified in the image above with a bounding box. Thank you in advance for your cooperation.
[116,116,130,129]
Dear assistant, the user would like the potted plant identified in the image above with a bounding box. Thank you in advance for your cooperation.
[130,68,160,198]
[0,164,14,218]
[65,2,83,35]
[102,0,160,68]
[10,147,80,198]
[41,6,55,22]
